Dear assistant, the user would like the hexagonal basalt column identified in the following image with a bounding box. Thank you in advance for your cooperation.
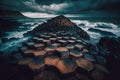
[33,43,45,50]
[66,44,75,50]
[69,37,77,40]
[56,47,69,59]
[33,37,44,43]
[32,50,46,57]
[58,40,67,46]
[43,40,51,46]
[75,44,84,51]
[70,49,83,58]
[76,40,83,44]
[43,36,51,39]
[62,37,70,40]
[67,40,76,44]
[76,58,95,72]
[27,57,44,71]
[56,58,77,74]
[51,43,61,47]
[82,48,89,54]
[45,56,60,67]
[45,46,57,55]
[51,33,57,37]
[49,38,57,43]
[56,37,62,40]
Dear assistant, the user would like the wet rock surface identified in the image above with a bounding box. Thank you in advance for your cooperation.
[0,16,112,80]
[97,36,120,80]
[4,31,109,80]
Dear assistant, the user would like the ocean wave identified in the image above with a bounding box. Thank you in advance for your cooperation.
[5,22,41,39]
[0,38,28,52]
[72,20,120,38]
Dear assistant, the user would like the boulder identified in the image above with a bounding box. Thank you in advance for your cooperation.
[91,64,110,80]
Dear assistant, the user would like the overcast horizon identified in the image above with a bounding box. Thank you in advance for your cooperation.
[0,0,120,17]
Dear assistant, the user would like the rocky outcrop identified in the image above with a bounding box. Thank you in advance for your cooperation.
[9,31,110,80]
[0,10,26,19]
[98,37,120,57]
[1,15,113,80]
[97,36,120,80]
[26,15,90,40]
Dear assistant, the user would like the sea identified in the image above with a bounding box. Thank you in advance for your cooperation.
[0,15,120,55]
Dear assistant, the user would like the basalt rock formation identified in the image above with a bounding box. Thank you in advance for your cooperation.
[26,15,90,40]
[8,30,110,80]
[0,16,110,80]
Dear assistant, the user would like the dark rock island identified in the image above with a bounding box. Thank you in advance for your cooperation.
[26,15,90,40]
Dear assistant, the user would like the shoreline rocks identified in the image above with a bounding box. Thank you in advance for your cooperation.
[0,16,112,80]
[97,36,120,80]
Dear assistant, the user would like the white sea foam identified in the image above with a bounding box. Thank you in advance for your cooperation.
[0,38,28,52]
[72,20,120,37]
[6,22,41,39]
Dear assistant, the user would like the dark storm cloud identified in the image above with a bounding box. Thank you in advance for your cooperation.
[34,0,120,9]
[0,0,120,13]
[0,0,37,11]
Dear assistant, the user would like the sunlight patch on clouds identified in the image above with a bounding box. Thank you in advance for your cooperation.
[23,1,68,13]
[22,12,58,18]
[21,12,83,18]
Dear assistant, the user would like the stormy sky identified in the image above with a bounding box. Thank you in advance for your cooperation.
[0,0,120,14]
